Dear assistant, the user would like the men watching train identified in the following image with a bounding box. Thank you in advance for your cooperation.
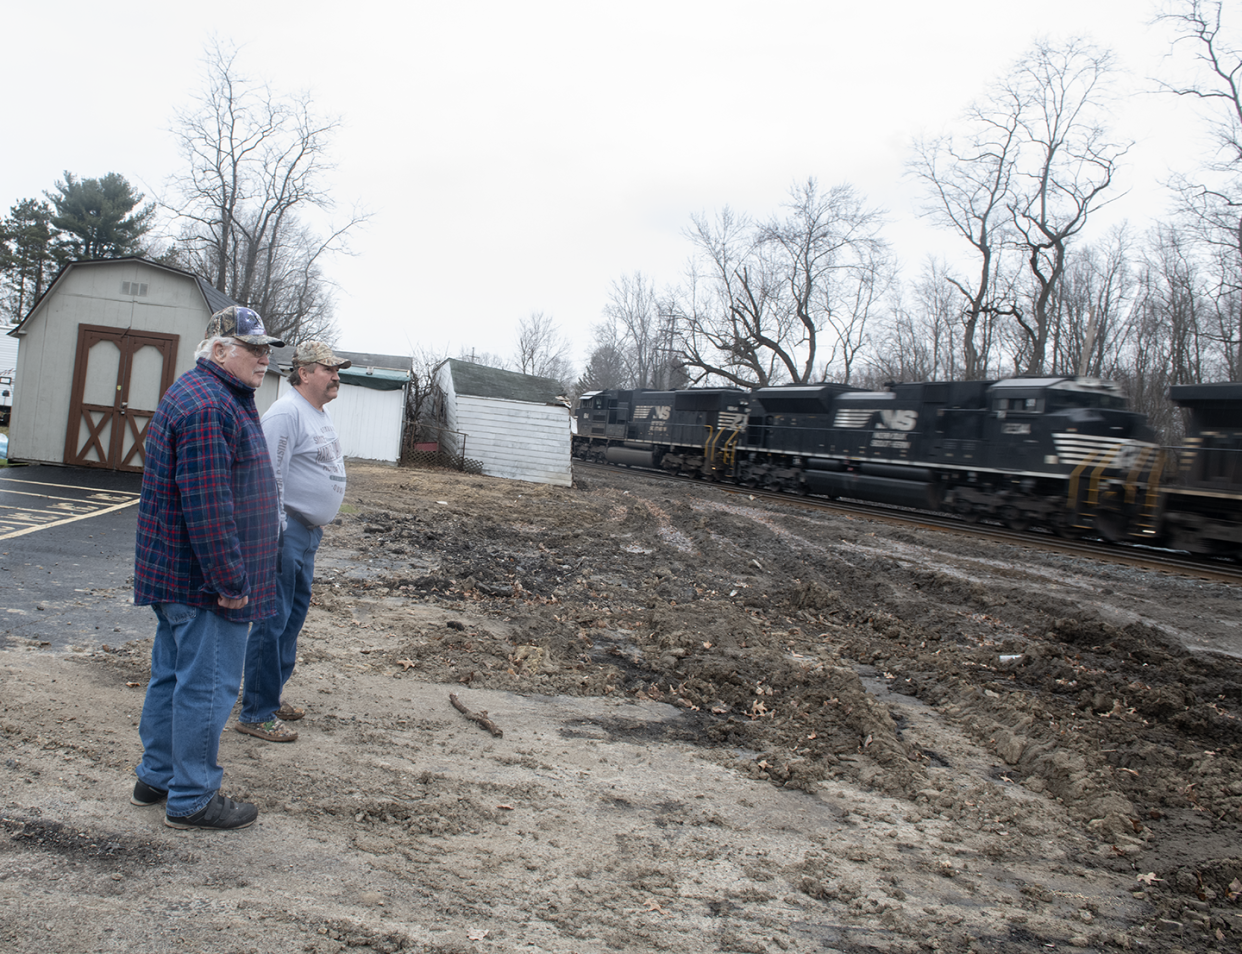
[235,341,351,743]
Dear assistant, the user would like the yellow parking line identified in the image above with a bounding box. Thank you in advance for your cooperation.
[0,498,141,541]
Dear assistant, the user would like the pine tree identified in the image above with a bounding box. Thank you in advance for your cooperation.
[0,199,67,323]
[46,172,154,260]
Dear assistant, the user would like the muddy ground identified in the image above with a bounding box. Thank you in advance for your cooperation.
[3,461,1242,954]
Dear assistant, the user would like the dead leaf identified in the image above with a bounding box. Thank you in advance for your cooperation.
[497,804,513,811]
[1136,872,1164,885]
[467,929,489,940]
[125,682,140,688]
[396,659,416,671]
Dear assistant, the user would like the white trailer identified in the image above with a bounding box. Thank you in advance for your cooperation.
[0,332,18,425]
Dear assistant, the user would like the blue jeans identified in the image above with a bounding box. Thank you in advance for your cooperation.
[239,519,321,723]
[136,603,249,817]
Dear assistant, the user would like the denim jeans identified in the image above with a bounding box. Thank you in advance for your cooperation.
[239,519,321,723]
[136,602,250,817]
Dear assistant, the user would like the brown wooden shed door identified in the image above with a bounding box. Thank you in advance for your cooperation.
[64,324,179,471]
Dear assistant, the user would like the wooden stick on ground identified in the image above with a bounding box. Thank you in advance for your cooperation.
[449,692,504,738]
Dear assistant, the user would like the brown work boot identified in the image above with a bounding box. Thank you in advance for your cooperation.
[235,717,298,743]
[275,701,305,721]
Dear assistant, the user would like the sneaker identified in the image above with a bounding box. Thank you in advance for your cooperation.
[236,717,298,743]
[275,701,305,721]
[131,779,168,807]
[165,793,258,830]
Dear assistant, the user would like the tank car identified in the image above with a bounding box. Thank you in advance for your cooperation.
[1159,383,1242,556]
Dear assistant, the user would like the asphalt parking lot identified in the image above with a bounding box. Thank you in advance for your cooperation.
[1,464,148,652]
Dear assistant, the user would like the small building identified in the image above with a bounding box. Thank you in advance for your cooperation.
[270,347,411,463]
[0,333,18,425]
[5,257,270,472]
[435,358,570,486]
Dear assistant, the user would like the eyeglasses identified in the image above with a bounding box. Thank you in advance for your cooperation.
[234,342,271,357]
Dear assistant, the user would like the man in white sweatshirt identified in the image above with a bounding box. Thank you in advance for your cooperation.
[236,341,351,742]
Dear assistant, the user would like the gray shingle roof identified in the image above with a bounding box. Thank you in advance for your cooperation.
[196,277,241,316]
[447,358,564,403]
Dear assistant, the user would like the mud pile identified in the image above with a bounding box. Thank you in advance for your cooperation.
[308,463,1242,948]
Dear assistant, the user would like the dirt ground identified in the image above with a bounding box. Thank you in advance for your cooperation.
[3,461,1242,954]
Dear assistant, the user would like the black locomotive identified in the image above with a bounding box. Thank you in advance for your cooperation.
[573,376,1242,555]
[1162,382,1242,556]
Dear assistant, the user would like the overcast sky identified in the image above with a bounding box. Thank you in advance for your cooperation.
[5,0,1216,369]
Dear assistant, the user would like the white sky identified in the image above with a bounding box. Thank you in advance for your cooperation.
[3,0,1217,369]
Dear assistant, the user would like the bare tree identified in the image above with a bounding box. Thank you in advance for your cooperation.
[167,39,366,343]
[668,181,889,387]
[598,271,678,388]
[515,311,574,386]
[404,346,450,444]
[1006,40,1130,374]
[870,259,968,383]
[1036,226,1136,377]
[670,208,789,386]
[1112,224,1208,438]
[1158,0,1242,376]
[911,93,1023,379]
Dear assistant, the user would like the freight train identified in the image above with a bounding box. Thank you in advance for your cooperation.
[572,376,1242,557]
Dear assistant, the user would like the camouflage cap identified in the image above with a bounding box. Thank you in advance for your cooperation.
[291,341,352,370]
[205,306,285,347]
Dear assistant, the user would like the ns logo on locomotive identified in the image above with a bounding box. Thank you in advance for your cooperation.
[573,377,1242,558]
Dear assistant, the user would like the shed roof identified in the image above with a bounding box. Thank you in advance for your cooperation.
[446,358,564,404]
[196,277,240,316]
[7,256,241,337]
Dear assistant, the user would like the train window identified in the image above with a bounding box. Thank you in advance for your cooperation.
[1047,391,1127,410]
[997,397,1041,412]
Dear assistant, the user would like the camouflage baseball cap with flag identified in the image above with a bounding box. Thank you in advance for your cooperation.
[291,341,352,369]
[205,306,285,347]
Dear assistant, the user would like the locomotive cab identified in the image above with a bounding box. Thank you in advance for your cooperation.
[983,377,1154,475]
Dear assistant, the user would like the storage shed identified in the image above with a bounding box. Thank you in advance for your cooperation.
[270,347,411,463]
[4,257,272,471]
[436,358,570,486]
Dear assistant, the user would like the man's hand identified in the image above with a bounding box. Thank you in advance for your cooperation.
[217,594,249,609]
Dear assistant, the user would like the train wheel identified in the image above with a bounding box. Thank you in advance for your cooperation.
[1051,513,1084,539]
[1002,507,1029,532]
[1094,508,1128,543]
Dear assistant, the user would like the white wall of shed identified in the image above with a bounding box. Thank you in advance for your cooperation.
[453,395,571,486]
[276,377,405,463]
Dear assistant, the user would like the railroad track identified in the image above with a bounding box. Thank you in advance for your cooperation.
[574,460,1242,585]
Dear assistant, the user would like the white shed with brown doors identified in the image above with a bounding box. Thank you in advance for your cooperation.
[5,257,273,472]
[435,358,570,486]
[269,347,411,463]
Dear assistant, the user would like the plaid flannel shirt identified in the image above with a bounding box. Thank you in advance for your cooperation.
[134,358,280,622]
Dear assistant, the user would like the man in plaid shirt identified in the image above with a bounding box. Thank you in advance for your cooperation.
[131,306,284,831]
